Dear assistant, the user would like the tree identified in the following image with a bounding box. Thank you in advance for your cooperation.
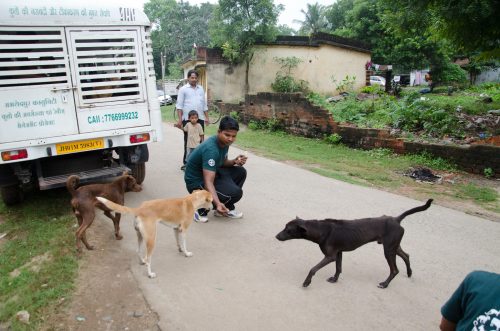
[294,3,330,35]
[383,0,500,59]
[144,0,215,79]
[276,24,297,36]
[209,0,283,93]
[325,0,354,32]
[324,0,451,73]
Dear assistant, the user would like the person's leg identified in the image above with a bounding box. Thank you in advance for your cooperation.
[185,148,193,162]
[182,119,188,166]
[214,167,246,211]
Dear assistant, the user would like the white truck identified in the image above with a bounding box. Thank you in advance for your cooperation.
[0,0,163,205]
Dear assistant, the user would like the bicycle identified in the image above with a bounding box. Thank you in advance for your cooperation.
[173,101,222,125]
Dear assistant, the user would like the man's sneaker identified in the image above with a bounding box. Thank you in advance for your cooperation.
[214,210,243,219]
[193,211,208,223]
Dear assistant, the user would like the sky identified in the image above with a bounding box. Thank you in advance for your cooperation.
[119,0,336,30]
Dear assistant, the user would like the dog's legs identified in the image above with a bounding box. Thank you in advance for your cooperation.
[177,229,193,257]
[80,231,94,251]
[327,252,343,283]
[396,246,412,277]
[134,217,145,264]
[76,213,95,252]
[74,213,85,252]
[378,231,404,288]
[104,211,122,240]
[173,227,182,252]
[303,256,335,287]
[379,249,398,288]
[142,221,157,278]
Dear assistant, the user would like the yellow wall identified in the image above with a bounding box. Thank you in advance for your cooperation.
[249,45,370,97]
[201,44,370,104]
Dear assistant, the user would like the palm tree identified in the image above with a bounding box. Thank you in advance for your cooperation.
[293,3,330,35]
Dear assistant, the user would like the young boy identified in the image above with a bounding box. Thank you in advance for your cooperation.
[183,110,204,162]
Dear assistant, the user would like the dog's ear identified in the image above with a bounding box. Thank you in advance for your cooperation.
[297,224,307,235]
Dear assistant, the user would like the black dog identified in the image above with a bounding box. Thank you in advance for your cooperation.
[276,199,433,288]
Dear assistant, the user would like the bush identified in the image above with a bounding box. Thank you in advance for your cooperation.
[432,62,468,88]
[271,74,309,93]
[324,133,342,145]
[271,56,309,93]
[247,118,283,132]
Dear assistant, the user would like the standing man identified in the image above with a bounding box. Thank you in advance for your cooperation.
[176,69,209,170]
[184,116,247,222]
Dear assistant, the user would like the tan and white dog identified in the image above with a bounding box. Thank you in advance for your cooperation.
[97,190,213,278]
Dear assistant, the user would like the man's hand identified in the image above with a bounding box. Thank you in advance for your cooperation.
[216,202,229,214]
[234,154,248,166]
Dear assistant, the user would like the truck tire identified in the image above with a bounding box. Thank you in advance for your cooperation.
[129,163,146,184]
[1,184,24,206]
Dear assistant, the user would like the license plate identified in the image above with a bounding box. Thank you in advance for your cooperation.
[56,138,104,155]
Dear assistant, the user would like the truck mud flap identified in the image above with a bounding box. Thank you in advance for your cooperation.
[38,164,130,190]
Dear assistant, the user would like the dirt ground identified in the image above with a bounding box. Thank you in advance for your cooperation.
[392,172,500,222]
[42,221,160,331]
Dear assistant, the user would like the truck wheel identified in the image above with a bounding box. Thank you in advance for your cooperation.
[1,184,24,206]
[129,163,146,184]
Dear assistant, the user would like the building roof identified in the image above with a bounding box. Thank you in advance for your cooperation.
[256,32,371,54]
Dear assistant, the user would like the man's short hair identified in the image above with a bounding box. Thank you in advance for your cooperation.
[219,116,239,131]
[187,69,198,78]
[188,110,198,118]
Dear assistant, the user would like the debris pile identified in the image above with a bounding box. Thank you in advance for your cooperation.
[404,167,442,183]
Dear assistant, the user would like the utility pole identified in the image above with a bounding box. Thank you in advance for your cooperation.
[160,50,166,105]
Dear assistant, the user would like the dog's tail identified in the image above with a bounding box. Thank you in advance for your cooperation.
[396,199,433,223]
[96,197,134,214]
[66,175,80,196]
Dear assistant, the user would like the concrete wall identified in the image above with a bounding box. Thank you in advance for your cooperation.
[249,45,370,96]
[206,63,247,104]
[208,44,370,104]
[475,68,500,84]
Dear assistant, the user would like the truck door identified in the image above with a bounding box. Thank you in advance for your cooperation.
[66,28,151,133]
[0,27,79,144]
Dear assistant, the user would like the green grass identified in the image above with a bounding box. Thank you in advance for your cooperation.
[309,83,500,139]
[172,104,497,213]
[0,189,77,330]
[456,184,498,203]
[160,104,176,122]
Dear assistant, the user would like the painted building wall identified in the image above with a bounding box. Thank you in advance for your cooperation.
[249,45,370,97]
[207,44,370,103]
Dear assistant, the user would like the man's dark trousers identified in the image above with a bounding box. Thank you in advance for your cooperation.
[188,166,247,215]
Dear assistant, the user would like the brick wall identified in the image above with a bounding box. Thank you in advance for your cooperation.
[218,93,500,177]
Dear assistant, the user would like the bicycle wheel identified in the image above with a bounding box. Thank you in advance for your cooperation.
[208,104,222,124]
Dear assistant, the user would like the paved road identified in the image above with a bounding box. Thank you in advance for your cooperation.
[116,122,500,330]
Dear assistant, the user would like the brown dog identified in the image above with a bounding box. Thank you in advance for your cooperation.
[97,190,213,278]
[66,172,142,252]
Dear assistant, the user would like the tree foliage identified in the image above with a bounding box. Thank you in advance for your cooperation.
[293,3,330,35]
[383,0,500,58]
[144,0,215,79]
[209,0,282,63]
[209,0,282,93]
